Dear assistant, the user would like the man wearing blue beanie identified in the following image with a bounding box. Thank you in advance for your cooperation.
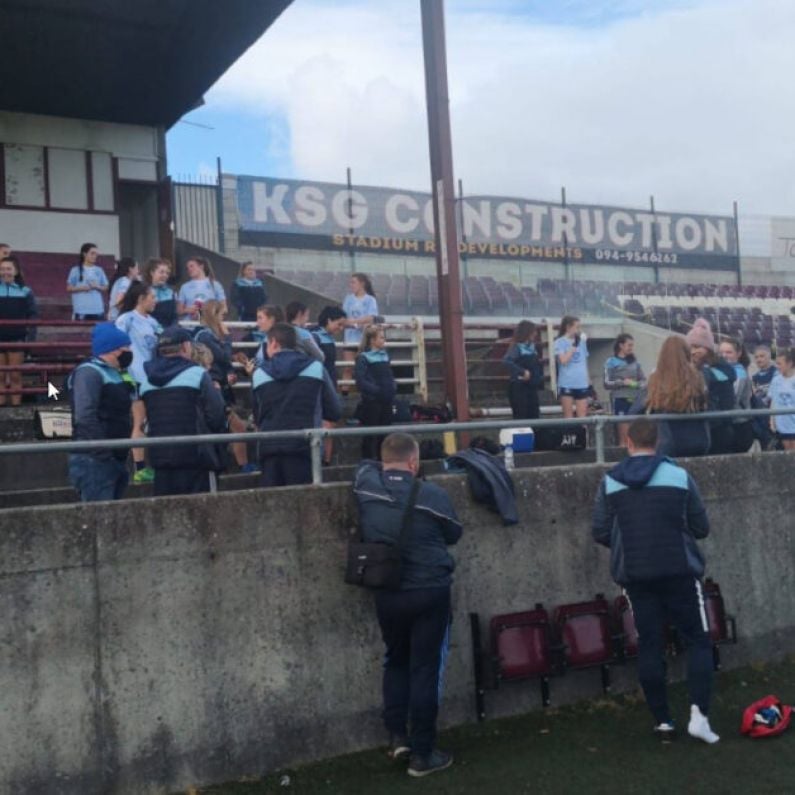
[67,323,135,501]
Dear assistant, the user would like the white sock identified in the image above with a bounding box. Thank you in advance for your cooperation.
[688,705,720,744]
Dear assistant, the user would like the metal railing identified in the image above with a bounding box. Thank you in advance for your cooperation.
[1,407,792,489]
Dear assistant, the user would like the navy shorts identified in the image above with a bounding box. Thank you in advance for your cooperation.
[613,397,633,416]
[559,387,590,401]
[778,432,795,440]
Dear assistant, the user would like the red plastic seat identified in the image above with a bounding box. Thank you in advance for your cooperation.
[702,578,737,670]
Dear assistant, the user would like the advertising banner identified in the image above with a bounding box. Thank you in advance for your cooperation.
[237,176,739,271]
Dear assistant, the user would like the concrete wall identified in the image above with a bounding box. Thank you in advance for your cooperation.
[2,452,795,794]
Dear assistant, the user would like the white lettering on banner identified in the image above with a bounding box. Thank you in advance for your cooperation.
[704,219,729,253]
[331,189,368,229]
[463,200,491,238]
[253,182,291,224]
[635,213,656,248]
[579,208,604,244]
[496,201,522,240]
[656,215,674,249]
[524,204,548,240]
[423,199,435,235]
[294,185,327,227]
[384,194,420,234]
[607,211,634,246]
[550,207,577,244]
[675,217,702,250]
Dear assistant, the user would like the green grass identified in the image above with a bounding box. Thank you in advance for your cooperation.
[194,658,795,795]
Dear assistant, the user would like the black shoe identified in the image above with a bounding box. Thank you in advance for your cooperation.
[408,749,453,777]
[653,721,676,742]
[388,735,410,760]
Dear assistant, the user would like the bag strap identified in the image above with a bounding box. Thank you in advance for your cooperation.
[396,478,421,551]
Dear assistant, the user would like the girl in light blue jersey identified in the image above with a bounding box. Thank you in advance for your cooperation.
[770,347,795,451]
[177,256,226,320]
[107,257,139,321]
[554,315,590,418]
[66,242,108,320]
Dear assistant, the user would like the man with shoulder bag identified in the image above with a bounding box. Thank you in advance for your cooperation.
[352,433,462,778]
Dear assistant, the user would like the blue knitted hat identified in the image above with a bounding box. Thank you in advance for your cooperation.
[92,323,131,356]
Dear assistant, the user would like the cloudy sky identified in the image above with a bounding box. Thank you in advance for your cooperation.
[166,0,795,216]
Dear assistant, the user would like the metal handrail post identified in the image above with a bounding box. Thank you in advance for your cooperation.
[310,431,324,485]
[414,316,429,402]
[595,416,606,464]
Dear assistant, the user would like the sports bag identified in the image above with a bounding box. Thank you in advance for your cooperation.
[345,478,420,590]
[740,695,792,738]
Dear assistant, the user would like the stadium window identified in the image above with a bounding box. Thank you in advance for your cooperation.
[3,143,46,207]
[90,152,114,211]
[48,147,88,210]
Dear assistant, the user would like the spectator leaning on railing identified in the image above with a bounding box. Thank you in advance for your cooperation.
[0,255,37,407]
[67,323,135,502]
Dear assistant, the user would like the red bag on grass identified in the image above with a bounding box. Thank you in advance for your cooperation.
[740,695,792,738]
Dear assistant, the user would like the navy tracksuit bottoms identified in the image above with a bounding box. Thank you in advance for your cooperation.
[374,586,451,756]
[625,575,714,724]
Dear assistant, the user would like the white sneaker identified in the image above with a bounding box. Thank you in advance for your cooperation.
[688,705,720,744]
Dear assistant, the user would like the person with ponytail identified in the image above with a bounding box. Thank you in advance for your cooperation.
[554,315,590,418]
[0,256,37,407]
[342,273,378,393]
[502,320,543,420]
[355,324,396,461]
[604,333,646,447]
[66,243,108,320]
[107,257,139,321]
[115,282,162,483]
[177,256,227,320]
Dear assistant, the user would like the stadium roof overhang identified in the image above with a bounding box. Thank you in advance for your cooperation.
[0,0,293,128]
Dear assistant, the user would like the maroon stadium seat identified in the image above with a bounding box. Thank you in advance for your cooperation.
[702,578,737,670]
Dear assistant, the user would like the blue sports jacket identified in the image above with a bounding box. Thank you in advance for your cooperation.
[592,454,709,585]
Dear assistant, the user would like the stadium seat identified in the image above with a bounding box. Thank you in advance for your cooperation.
[552,595,615,693]
[702,578,737,670]
[612,594,639,659]
[470,606,557,721]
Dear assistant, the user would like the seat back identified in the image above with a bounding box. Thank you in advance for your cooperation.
[553,596,613,669]
[703,578,730,643]
[613,595,638,658]
[490,607,552,681]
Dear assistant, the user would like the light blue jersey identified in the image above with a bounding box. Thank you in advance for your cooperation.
[67,264,108,317]
[108,276,134,321]
[342,292,378,345]
[770,373,795,434]
[177,278,226,318]
[115,310,162,384]
[554,336,589,390]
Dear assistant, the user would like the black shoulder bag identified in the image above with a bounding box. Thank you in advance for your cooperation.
[345,478,420,590]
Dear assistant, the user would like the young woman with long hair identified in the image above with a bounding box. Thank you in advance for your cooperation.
[66,242,108,320]
[230,261,267,321]
[342,273,378,394]
[644,335,710,458]
[177,256,226,320]
[115,282,162,483]
[142,258,178,328]
[502,320,543,420]
[195,300,253,472]
[770,347,795,451]
[0,256,37,406]
[355,324,396,461]
[107,257,139,321]
[554,315,589,418]
[604,332,646,447]
[719,337,754,452]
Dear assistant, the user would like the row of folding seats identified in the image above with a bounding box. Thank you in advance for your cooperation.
[470,580,736,721]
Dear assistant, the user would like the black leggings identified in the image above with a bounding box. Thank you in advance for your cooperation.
[508,381,540,421]
[359,399,393,460]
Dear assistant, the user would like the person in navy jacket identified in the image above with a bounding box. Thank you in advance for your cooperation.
[355,324,397,461]
[252,323,341,487]
[229,261,267,321]
[502,320,543,420]
[0,256,37,406]
[592,418,719,745]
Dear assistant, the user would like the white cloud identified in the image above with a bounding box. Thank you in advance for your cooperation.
[206,0,795,214]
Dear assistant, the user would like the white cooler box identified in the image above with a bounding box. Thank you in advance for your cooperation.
[499,427,535,453]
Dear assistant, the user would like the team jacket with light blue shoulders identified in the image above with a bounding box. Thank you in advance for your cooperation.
[0,282,38,340]
[355,349,396,402]
[252,349,341,457]
[592,454,709,585]
[140,355,227,471]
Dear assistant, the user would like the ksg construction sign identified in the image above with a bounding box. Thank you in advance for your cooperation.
[236,176,739,270]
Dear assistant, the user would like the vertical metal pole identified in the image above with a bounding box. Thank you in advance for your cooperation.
[595,417,606,464]
[733,200,742,287]
[421,0,470,424]
[310,431,323,485]
[216,156,226,254]
[650,195,660,285]
[561,186,571,283]
[414,317,429,402]
[458,178,469,281]
[346,166,356,273]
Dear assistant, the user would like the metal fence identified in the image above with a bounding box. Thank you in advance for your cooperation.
[173,173,221,253]
[1,408,792,488]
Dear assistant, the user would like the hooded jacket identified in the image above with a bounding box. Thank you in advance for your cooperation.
[310,325,338,381]
[592,454,709,585]
[141,355,227,471]
[446,448,519,525]
[252,349,341,457]
[354,462,462,590]
[0,282,38,341]
[355,349,396,403]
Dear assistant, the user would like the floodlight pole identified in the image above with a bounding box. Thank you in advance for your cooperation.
[421,0,470,423]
